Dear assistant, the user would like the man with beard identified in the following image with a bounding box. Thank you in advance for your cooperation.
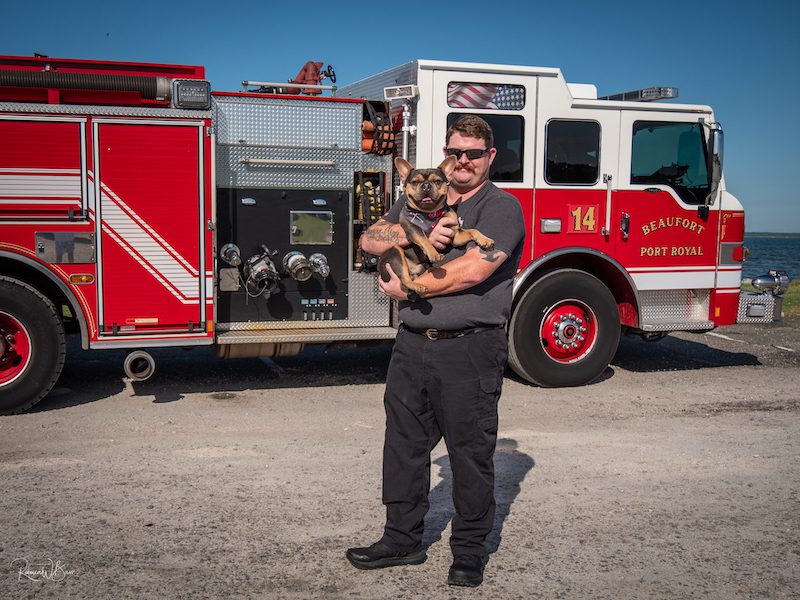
[346,115,525,587]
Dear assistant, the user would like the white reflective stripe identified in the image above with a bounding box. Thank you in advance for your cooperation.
[716,269,742,288]
[101,222,198,305]
[0,168,80,173]
[101,183,198,277]
[0,174,81,197]
[0,199,78,204]
[632,270,715,290]
[100,184,200,304]
[627,265,716,272]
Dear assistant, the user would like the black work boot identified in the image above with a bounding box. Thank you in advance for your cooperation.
[346,541,427,570]
[447,554,485,587]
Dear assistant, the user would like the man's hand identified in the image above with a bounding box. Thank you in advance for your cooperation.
[377,263,410,301]
[429,216,458,250]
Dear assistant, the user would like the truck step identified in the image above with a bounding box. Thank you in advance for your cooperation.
[215,326,398,345]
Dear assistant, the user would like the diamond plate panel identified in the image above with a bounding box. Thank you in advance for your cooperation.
[357,152,393,173]
[217,272,390,331]
[639,289,710,328]
[350,271,392,326]
[217,145,362,189]
[213,96,361,148]
[639,321,714,332]
[737,292,779,323]
[212,94,393,336]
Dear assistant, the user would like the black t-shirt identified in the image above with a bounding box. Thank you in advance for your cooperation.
[383,181,525,330]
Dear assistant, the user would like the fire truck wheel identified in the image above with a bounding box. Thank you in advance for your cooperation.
[0,277,66,415]
[509,269,620,387]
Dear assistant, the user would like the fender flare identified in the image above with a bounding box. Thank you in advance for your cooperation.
[0,251,89,349]
[513,247,642,327]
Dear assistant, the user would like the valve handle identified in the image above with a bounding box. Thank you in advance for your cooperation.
[322,65,336,84]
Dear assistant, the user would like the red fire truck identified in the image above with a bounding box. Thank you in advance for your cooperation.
[0,55,788,414]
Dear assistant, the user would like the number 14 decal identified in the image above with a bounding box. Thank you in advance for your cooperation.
[568,205,598,234]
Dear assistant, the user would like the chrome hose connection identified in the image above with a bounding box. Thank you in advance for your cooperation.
[751,270,790,296]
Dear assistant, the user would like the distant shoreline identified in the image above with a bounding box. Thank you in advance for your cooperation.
[745,232,800,238]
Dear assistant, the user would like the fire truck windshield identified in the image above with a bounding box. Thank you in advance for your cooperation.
[631,121,711,205]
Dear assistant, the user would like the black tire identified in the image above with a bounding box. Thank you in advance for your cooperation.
[509,269,620,387]
[0,277,66,414]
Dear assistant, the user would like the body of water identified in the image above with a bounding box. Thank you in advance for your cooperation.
[742,234,799,281]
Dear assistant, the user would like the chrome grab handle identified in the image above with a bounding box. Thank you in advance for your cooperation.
[601,174,613,237]
[240,158,335,168]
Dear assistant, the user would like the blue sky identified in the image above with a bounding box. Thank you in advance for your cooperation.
[5,0,799,232]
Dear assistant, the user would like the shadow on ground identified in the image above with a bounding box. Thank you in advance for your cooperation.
[422,438,535,557]
[32,335,393,412]
[612,332,760,372]
[34,324,765,412]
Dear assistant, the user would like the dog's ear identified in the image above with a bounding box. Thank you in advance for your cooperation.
[438,155,458,180]
[394,158,414,182]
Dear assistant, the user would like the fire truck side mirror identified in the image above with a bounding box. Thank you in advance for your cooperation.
[710,126,724,165]
[704,124,724,207]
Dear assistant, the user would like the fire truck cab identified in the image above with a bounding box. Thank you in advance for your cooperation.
[336,60,787,386]
[0,55,788,414]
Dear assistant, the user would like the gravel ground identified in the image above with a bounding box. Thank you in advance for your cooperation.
[1,317,798,599]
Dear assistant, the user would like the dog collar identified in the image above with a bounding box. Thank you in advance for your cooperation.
[425,209,446,221]
[403,205,447,233]
[405,206,446,220]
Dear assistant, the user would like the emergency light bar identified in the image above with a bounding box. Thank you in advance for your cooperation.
[384,85,419,100]
[598,87,679,102]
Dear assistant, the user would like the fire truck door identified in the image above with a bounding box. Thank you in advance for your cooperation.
[530,103,620,260]
[614,113,718,298]
[93,120,206,335]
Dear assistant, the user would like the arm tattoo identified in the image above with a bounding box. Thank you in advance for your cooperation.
[479,247,503,263]
[364,222,402,244]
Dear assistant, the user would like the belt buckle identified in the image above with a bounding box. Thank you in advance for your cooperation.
[424,328,440,340]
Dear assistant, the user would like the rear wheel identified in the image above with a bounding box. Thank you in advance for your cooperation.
[509,269,620,387]
[0,277,65,414]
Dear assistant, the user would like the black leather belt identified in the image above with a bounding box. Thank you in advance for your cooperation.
[401,324,503,340]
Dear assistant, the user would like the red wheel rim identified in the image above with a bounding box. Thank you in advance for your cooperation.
[539,300,598,364]
[0,311,32,386]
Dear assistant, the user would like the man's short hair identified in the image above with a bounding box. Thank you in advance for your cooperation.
[446,115,494,149]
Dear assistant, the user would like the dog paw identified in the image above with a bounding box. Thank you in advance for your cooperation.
[426,251,444,263]
[408,283,428,295]
[476,236,495,250]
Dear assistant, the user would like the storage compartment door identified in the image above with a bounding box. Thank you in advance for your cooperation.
[95,121,205,335]
[0,117,86,220]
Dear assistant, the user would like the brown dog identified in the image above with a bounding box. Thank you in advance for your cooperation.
[378,156,494,300]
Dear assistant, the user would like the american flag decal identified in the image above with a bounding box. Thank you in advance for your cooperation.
[447,83,525,110]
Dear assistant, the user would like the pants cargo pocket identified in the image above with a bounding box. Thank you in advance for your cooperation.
[476,375,501,433]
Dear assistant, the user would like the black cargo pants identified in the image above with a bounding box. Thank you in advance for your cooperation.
[379,325,506,557]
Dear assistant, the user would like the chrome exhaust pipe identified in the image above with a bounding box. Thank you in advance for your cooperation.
[123,350,156,381]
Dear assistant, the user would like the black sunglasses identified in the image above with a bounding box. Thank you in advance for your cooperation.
[445,147,490,160]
